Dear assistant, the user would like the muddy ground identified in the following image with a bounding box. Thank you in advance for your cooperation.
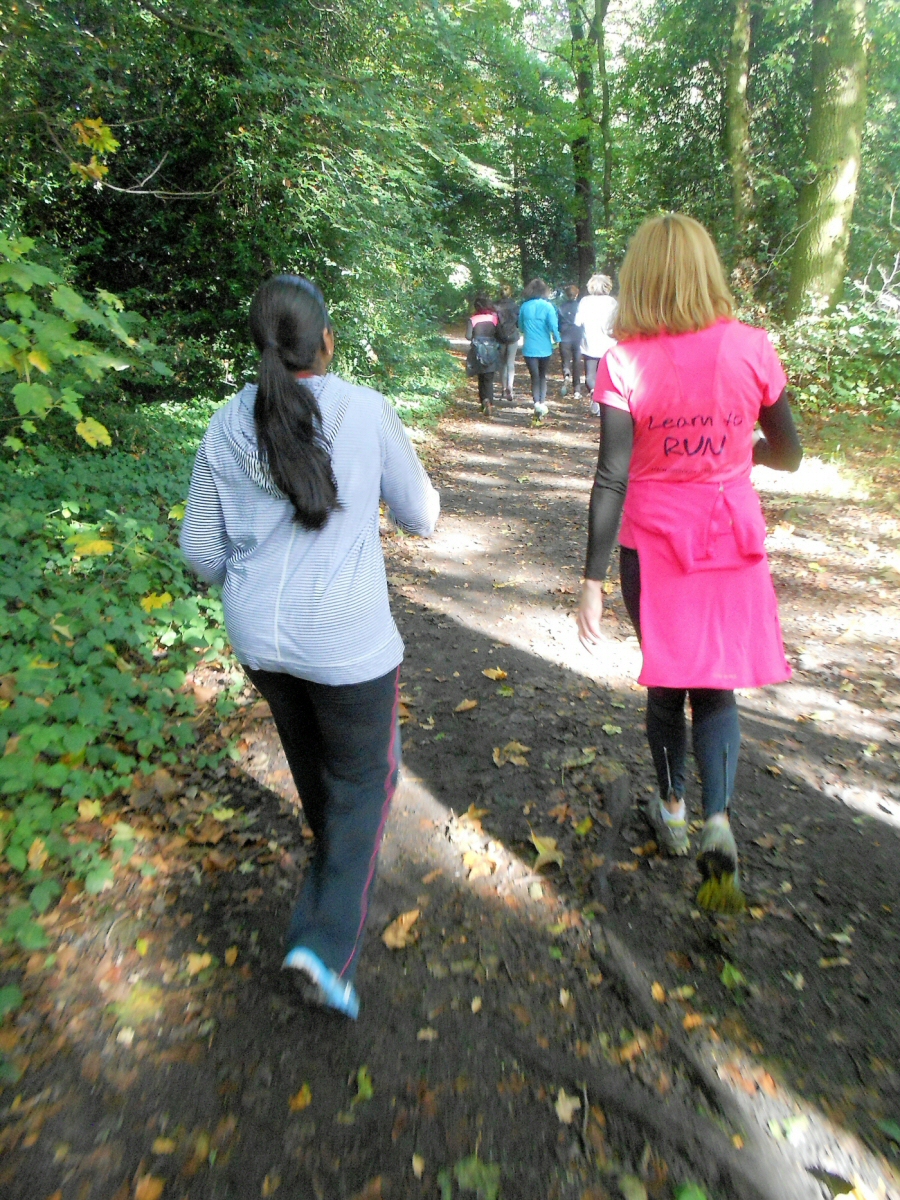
[1,346,899,1200]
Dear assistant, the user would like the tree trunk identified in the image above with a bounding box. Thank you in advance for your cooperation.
[725,0,753,246]
[567,0,596,288]
[786,0,867,316]
[591,0,612,234]
[512,150,529,287]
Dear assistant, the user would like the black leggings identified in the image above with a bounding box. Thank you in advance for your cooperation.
[477,373,494,408]
[559,342,582,389]
[620,546,739,817]
[523,355,550,405]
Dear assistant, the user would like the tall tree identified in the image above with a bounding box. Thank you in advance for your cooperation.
[590,0,612,235]
[786,0,868,314]
[725,0,753,246]
[566,0,596,287]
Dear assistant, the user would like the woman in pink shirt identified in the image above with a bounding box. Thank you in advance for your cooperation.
[577,214,802,910]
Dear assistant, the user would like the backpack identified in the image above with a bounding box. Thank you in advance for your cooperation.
[496,301,520,344]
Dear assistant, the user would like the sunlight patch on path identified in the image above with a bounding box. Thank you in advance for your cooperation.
[754,456,869,500]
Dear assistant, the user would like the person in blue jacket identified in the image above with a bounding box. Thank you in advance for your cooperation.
[518,277,560,418]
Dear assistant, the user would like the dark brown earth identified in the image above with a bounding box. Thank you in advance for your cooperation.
[1,345,899,1200]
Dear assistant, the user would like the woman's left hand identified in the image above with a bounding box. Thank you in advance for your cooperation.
[577,578,605,651]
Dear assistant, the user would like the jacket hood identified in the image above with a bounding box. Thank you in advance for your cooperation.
[218,377,329,496]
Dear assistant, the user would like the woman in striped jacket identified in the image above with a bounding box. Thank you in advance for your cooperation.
[181,275,440,1018]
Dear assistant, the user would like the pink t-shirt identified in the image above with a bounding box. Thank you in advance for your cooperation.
[595,318,787,485]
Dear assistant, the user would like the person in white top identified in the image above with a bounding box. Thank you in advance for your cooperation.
[575,273,618,412]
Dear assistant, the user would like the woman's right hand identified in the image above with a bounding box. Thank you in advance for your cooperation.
[577,578,605,651]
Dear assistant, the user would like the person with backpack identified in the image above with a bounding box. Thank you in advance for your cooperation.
[494,284,520,402]
[556,284,583,400]
[465,294,501,419]
[181,275,440,1018]
[518,278,560,419]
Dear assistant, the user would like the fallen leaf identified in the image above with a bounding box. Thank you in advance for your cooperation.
[615,860,640,872]
[417,1027,438,1041]
[683,1012,705,1031]
[601,723,622,736]
[186,952,213,977]
[27,837,48,872]
[471,997,482,1013]
[618,1175,648,1200]
[631,840,657,857]
[530,832,564,871]
[289,1083,312,1112]
[554,1088,581,1124]
[562,747,597,769]
[152,1137,177,1154]
[454,698,478,713]
[78,799,103,821]
[382,909,420,949]
[261,1173,280,1197]
[493,740,531,767]
[412,1154,425,1179]
[134,1177,165,1200]
[224,946,239,967]
[669,985,695,1001]
[651,982,666,1004]
[482,667,508,681]
[819,956,851,969]
[421,869,443,884]
[352,1065,374,1105]
[458,803,489,827]
[574,816,594,837]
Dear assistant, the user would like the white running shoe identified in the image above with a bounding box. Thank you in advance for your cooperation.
[534,402,549,418]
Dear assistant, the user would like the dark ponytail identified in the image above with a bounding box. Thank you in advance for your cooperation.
[249,275,339,530]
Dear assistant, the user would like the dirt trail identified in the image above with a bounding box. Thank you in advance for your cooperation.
[1,349,899,1200]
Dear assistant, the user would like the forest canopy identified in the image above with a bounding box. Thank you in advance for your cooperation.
[0,0,897,424]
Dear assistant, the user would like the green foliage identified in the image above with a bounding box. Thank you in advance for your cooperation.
[675,1186,709,1200]
[0,399,225,946]
[437,1154,501,1200]
[0,236,170,451]
[773,293,900,421]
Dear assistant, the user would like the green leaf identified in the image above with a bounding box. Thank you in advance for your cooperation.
[0,985,24,1018]
[352,1064,374,1105]
[454,1154,501,1199]
[30,879,61,914]
[15,918,49,951]
[12,382,54,418]
[877,1119,900,1145]
[151,359,174,377]
[675,1186,708,1200]
[84,862,114,894]
[720,962,747,990]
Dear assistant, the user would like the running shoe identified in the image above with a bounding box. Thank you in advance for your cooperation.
[534,402,549,418]
[282,947,360,1019]
[696,813,745,913]
[573,390,582,400]
[589,400,601,416]
[646,795,690,857]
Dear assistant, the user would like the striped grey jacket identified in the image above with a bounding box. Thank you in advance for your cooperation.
[180,375,440,685]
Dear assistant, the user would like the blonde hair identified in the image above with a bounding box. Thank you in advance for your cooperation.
[587,274,612,296]
[614,214,733,340]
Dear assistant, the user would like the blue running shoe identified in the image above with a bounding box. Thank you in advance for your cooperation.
[282,947,360,1020]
